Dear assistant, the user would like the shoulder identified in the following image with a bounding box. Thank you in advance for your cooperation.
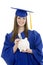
[28,30,41,39]
[32,30,41,39]
[28,29,40,36]
[5,32,13,38]
[28,30,42,43]
[4,32,14,46]
[5,32,13,42]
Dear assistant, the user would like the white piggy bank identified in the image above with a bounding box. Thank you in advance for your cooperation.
[18,38,30,52]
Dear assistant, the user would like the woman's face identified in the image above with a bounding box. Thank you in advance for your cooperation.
[17,16,27,27]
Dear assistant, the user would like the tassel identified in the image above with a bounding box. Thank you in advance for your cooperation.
[29,13,32,30]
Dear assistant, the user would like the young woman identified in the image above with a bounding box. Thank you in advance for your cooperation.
[1,8,42,65]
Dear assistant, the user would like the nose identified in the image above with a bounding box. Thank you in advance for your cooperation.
[20,18,24,22]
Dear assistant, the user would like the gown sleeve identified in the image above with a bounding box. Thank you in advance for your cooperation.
[32,30,42,64]
[1,33,16,65]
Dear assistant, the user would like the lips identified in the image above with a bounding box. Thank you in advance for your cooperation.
[18,22,24,24]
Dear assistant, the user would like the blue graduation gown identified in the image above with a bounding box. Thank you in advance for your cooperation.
[1,30,42,65]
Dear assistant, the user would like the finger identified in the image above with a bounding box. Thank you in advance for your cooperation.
[15,38,20,42]
[21,50,26,52]
[21,50,25,52]
[16,38,20,41]
[26,49,30,51]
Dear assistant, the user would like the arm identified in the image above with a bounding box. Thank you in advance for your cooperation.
[1,33,16,65]
[32,30,42,63]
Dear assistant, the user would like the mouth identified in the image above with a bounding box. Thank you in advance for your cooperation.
[19,22,24,24]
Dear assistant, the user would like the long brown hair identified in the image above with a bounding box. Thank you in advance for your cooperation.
[10,16,28,42]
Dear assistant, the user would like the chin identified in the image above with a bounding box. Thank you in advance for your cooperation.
[18,24,25,27]
[19,25,24,27]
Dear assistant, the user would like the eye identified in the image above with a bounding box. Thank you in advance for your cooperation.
[17,17,20,19]
[18,18,20,19]
[23,17,26,20]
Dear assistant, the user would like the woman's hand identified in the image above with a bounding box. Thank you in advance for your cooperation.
[13,38,20,53]
[14,38,20,45]
[21,49,33,54]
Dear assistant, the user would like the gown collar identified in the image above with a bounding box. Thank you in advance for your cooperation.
[17,31,25,39]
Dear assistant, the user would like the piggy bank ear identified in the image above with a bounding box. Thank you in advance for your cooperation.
[18,33,22,39]
[24,37,27,41]
[25,37,27,39]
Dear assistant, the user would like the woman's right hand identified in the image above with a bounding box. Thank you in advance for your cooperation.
[13,38,20,53]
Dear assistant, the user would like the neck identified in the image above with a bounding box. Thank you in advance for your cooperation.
[18,26,24,33]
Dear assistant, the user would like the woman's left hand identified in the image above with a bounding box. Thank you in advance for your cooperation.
[21,49,33,54]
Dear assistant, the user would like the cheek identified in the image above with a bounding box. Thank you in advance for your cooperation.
[23,20,26,24]
[17,19,20,23]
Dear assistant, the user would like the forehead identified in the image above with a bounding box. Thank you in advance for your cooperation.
[17,16,27,18]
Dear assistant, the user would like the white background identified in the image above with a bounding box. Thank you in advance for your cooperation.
[0,0,43,65]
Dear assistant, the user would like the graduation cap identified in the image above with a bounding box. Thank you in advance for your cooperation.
[11,7,34,29]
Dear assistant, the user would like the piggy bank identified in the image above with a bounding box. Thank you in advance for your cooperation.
[18,38,30,52]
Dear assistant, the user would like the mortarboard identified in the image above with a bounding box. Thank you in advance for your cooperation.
[11,7,34,29]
